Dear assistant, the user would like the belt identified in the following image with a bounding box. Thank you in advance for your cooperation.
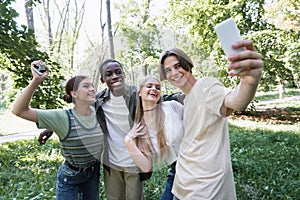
[65,161,97,172]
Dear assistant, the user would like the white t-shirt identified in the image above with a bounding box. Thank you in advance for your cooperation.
[172,77,236,200]
[102,92,135,167]
[149,100,184,168]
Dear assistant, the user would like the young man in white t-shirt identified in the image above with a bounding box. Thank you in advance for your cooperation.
[159,40,264,200]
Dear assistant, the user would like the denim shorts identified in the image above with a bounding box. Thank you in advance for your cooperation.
[56,161,100,200]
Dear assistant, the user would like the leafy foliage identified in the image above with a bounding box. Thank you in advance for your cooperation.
[115,0,162,86]
[167,0,300,89]
[0,0,65,109]
[0,139,62,199]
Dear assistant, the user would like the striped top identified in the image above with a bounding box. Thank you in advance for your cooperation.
[60,109,103,167]
[36,107,104,168]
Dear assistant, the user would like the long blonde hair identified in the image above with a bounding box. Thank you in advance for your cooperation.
[135,76,169,159]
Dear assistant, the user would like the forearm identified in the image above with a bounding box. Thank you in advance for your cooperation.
[11,79,40,122]
[124,136,152,172]
[225,79,259,111]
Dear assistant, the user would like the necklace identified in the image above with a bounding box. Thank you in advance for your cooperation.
[143,106,157,112]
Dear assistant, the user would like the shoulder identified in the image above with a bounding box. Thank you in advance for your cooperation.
[200,77,224,87]
[163,100,182,107]
[96,88,109,99]
[36,109,69,124]
[125,84,137,94]
[163,101,183,113]
[37,108,66,116]
[192,77,225,93]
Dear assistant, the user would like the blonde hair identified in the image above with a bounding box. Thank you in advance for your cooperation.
[134,76,169,159]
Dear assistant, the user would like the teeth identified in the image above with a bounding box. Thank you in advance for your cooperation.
[172,76,181,81]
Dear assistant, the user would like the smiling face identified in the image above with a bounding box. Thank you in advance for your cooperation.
[71,78,95,104]
[163,55,191,90]
[138,77,161,108]
[101,62,125,96]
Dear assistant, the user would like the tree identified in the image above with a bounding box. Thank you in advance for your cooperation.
[0,0,65,109]
[166,0,300,90]
[32,0,86,69]
[25,0,35,31]
[115,0,162,85]
[264,0,300,88]
[106,0,115,58]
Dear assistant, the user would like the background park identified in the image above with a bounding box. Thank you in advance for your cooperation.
[0,0,299,199]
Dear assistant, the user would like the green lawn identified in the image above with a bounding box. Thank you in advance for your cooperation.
[0,123,299,199]
[254,88,300,101]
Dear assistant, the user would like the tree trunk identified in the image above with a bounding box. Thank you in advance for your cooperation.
[0,74,5,100]
[69,0,85,69]
[44,0,53,47]
[93,0,107,89]
[106,0,114,58]
[25,0,35,32]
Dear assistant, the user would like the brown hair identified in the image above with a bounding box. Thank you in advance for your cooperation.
[134,76,169,159]
[159,48,194,81]
[63,75,88,103]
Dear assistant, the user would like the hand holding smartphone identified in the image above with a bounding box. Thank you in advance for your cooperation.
[214,18,244,74]
[31,61,46,76]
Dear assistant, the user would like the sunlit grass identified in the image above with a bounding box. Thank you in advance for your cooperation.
[255,88,300,101]
[229,119,300,134]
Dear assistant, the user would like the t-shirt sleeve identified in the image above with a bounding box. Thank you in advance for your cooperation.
[202,77,231,117]
[168,100,183,120]
[36,109,69,139]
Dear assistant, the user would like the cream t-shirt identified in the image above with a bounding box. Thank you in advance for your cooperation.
[172,77,236,200]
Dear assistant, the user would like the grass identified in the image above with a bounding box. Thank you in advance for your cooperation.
[230,126,299,199]
[0,124,299,199]
[254,88,300,101]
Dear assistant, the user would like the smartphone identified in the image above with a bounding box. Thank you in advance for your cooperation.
[214,18,244,73]
[31,61,46,75]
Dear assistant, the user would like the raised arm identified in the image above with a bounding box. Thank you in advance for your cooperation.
[124,123,152,172]
[11,60,49,122]
[222,40,264,116]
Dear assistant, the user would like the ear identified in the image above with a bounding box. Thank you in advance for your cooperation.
[70,91,77,98]
[100,77,104,83]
